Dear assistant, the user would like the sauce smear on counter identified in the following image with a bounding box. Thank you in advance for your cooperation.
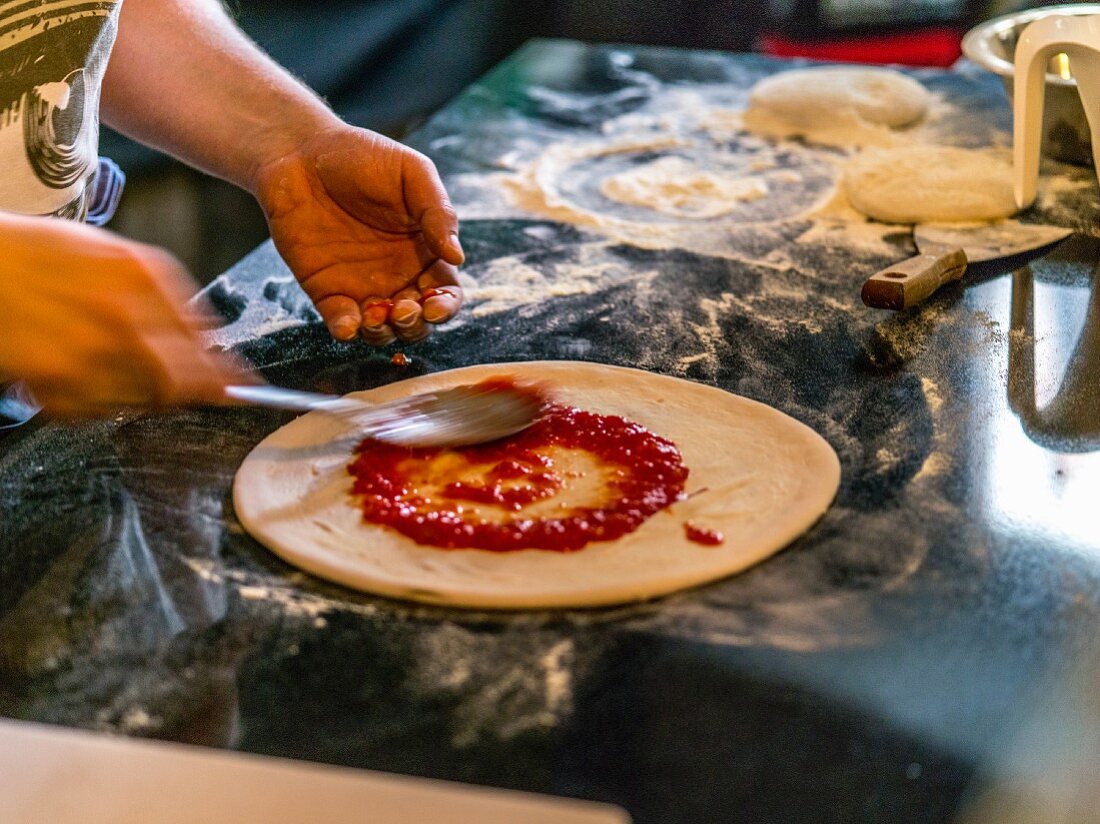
[348,381,688,551]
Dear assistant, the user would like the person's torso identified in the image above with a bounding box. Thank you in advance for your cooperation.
[0,0,122,220]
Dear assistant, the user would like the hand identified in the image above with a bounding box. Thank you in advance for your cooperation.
[252,124,465,345]
[0,213,244,418]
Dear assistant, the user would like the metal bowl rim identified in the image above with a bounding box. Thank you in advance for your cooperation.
[962,3,1100,87]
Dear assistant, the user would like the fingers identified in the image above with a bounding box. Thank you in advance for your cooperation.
[403,151,465,266]
[133,317,244,410]
[359,298,396,346]
[418,258,464,325]
[106,249,249,411]
[390,298,430,343]
[344,274,463,347]
[26,328,238,416]
[420,286,462,325]
[314,295,362,341]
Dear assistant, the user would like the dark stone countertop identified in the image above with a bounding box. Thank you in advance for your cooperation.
[4,40,1100,823]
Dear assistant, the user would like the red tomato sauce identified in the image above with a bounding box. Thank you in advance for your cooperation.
[348,390,688,552]
[683,522,724,546]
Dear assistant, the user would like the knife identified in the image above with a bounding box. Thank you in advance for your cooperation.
[861,220,1072,310]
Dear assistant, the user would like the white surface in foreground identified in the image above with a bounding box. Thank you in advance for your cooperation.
[0,718,629,824]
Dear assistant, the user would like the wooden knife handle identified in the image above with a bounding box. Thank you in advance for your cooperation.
[861,247,969,311]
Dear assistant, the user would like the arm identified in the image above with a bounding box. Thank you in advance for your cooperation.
[101,0,330,193]
[101,0,465,343]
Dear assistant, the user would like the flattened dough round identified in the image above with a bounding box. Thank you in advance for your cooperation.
[745,67,931,148]
[844,146,1017,223]
[233,362,840,609]
[599,156,769,219]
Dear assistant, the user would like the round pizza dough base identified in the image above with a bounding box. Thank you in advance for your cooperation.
[233,362,841,610]
[843,146,1017,223]
[744,67,931,148]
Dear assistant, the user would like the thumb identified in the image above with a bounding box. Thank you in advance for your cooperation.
[403,152,464,266]
[421,205,464,267]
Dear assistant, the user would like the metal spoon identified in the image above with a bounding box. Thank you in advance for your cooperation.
[225,382,541,447]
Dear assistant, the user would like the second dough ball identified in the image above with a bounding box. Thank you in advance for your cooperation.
[843,146,1017,224]
[744,67,931,148]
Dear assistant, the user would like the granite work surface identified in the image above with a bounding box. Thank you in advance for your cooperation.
[4,40,1100,823]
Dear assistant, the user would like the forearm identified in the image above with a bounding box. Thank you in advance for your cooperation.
[100,0,340,194]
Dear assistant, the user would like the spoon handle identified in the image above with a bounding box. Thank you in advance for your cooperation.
[224,384,368,416]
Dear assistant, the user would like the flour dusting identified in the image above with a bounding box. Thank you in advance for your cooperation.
[458,242,652,322]
[409,623,576,748]
[449,72,1094,283]
[183,556,376,622]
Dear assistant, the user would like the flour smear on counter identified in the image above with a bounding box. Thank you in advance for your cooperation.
[445,66,1093,304]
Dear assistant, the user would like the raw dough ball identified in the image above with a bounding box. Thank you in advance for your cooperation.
[744,67,931,148]
[599,156,768,219]
[234,362,841,610]
[843,146,1017,223]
